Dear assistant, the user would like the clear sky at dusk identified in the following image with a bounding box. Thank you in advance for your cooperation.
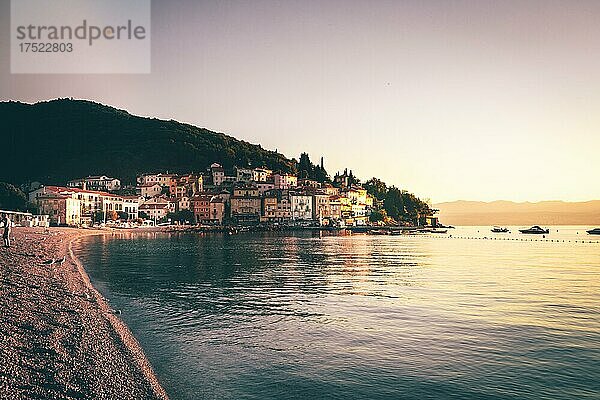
[1,0,599,203]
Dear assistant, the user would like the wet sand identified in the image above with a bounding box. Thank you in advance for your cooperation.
[0,227,168,399]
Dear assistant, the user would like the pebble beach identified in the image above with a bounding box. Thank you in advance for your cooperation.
[0,227,168,399]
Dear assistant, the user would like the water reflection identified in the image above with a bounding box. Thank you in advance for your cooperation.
[73,229,600,400]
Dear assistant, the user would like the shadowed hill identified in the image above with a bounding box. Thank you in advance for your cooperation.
[1,99,295,185]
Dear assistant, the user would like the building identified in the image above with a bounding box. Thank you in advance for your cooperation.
[351,204,368,225]
[329,195,342,221]
[0,210,49,228]
[273,173,298,190]
[177,196,191,211]
[209,196,225,224]
[262,190,291,222]
[138,173,176,187]
[191,195,213,224]
[37,194,81,226]
[230,184,261,224]
[344,186,371,206]
[290,192,313,221]
[139,197,170,222]
[323,184,339,196]
[102,194,124,215]
[312,192,331,223]
[252,168,272,182]
[67,175,121,191]
[257,181,275,195]
[138,183,163,199]
[298,179,319,189]
[29,185,104,224]
[210,163,225,186]
[262,196,277,221]
[169,174,203,198]
[236,167,254,183]
[122,196,140,220]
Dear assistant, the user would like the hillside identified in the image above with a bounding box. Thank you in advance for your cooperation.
[435,200,600,226]
[0,99,295,185]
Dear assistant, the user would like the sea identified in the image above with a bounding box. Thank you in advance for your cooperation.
[72,226,600,400]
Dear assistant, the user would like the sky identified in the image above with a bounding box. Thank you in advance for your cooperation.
[1,0,599,203]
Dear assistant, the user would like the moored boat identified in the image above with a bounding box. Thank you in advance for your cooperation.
[421,228,447,234]
[491,226,509,233]
[587,228,600,235]
[430,229,448,234]
[368,229,389,235]
[519,226,549,234]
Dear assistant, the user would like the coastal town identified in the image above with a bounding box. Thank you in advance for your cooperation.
[20,163,439,230]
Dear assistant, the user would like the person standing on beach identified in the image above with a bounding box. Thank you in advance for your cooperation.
[2,214,11,248]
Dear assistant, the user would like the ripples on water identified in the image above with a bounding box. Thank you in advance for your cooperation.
[74,227,600,400]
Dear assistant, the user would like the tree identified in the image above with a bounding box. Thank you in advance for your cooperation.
[107,210,118,221]
[348,170,360,186]
[166,209,195,224]
[117,211,129,220]
[296,152,330,183]
[0,182,36,212]
[298,152,312,180]
[369,209,387,223]
[92,211,104,223]
[138,211,149,220]
[364,178,387,201]
[384,187,404,220]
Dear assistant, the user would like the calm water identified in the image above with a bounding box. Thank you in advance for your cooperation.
[73,226,600,400]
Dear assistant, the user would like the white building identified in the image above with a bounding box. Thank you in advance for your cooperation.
[290,193,313,221]
[67,175,121,191]
[122,196,140,220]
[252,168,272,182]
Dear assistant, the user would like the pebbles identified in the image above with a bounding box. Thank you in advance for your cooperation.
[0,228,168,399]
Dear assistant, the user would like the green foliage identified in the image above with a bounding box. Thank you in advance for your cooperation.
[0,99,296,185]
[138,211,149,220]
[333,168,360,187]
[167,209,194,224]
[364,178,387,201]
[296,152,330,183]
[92,210,104,223]
[0,182,36,212]
[117,211,129,220]
[369,209,387,223]
[364,179,431,224]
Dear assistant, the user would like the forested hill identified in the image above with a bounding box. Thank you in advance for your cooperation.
[0,99,295,185]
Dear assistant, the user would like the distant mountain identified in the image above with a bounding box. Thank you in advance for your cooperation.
[1,99,295,185]
[435,200,600,226]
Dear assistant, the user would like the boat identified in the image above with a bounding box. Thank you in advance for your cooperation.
[368,229,389,235]
[491,226,509,233]
[429,229,448,234]
[518,226,549,234]
[420,228,447,234]
[587,228,600,235]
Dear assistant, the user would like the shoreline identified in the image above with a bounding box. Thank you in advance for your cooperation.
[0,227,168,399]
